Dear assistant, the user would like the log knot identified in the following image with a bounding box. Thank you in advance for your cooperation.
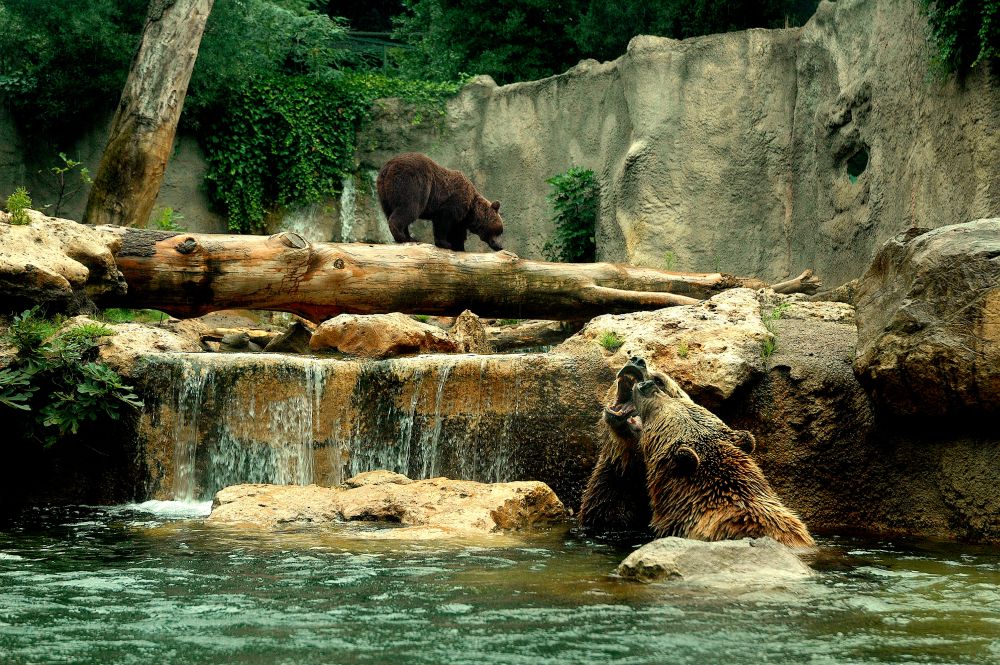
[333,258,345,269]
[273,231,308,249]
[176,237,198,254]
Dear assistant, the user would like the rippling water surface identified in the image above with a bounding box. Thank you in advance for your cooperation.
[1,503,999,664]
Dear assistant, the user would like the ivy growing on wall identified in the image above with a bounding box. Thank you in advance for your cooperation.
[202,72,462,233]
[919,0,999,74]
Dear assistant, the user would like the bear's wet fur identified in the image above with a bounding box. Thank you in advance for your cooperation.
[577,357,653,535]
[633,375,815,548]
[376,152,504,251]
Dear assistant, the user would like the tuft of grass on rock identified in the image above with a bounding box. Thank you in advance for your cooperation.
[598,330,625,353]
[5,187,33,226]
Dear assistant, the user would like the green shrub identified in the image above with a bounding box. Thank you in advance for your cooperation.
[152,207,185,232]
[543,167,598,263]
[1,308,142,446]
[45,153,91,217]
[5,187,33,225]
[677,339,689,359]
[760,336,777,360]
[598,330,625,352]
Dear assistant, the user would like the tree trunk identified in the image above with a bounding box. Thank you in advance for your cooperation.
[102,228,786,321]
[84,0,214,228]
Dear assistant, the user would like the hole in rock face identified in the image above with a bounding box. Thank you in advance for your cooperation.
[846,147,869,182]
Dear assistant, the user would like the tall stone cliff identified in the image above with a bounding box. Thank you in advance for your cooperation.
[361,0,999,286]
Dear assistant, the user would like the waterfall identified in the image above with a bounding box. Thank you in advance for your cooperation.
[164,355,328,501]
[338,174,357,242]
[149,352,576,503]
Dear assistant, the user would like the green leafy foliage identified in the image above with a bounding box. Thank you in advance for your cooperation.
[204,72,460,232]
[598,330,625,352]
[0,308,142,446]
[543,167,598,263]
[919,0,999,73]
[393,0,814,83]
[152,207,185,232]
[393,0,586,84]
[677,339,689,359]
[0,0,146,137]
[5,186,33,225]
[98,308,167,325]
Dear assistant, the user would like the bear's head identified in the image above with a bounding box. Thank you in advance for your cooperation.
[468,197,504,251]
[603,357,680,439]
[632,374,756,459]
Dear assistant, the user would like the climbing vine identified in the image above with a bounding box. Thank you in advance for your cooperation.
[203,72,462,233]
[919,0,999,73]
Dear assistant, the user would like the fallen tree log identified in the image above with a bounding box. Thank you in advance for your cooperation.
[101,228,816,322]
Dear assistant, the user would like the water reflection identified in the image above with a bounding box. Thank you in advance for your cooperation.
[0,506,998,665]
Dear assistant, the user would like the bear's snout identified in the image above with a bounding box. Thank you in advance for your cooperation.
[635,380,658,398]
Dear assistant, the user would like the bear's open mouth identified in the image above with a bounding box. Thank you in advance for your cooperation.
[604,359,647,434]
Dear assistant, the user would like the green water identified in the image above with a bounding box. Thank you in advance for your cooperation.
[1,504,999,665]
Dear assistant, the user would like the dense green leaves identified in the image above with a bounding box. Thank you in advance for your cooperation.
[0,308,142,447]
[203,72,460,232]
[393,0,816,83]
[0,0,146,136]
[543,167,598,263]
[920,0,999,73]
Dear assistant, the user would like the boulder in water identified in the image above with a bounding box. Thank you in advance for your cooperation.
[207,473,568,538]
[616,536,813,585]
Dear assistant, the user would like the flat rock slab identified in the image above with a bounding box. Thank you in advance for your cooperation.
[207,473,568,539]
[616,537,814,585]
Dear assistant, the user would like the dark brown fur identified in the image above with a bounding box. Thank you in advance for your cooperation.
[376,152,504,251]
[633,378,815,547]
[577,358,652,534]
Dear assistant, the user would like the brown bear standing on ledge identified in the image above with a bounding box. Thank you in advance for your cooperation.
[632,373,815,547]
[376,152,504,251]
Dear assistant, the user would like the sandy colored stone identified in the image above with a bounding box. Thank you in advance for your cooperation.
[345,470,412,487]
[207,475,567,537]
[557,288,770,406]
[854,220,1000,416]
[451,309,492,353]
[0,210,125,312]
[310,312,458,358]
[56,315,205,375]
[616,537,813,585]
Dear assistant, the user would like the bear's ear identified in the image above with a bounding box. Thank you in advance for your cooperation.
[674,445,700,474]
[490,200,501,212]
[732,430,756,454]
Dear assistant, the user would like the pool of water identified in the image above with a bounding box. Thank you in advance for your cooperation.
[1,503,999,664]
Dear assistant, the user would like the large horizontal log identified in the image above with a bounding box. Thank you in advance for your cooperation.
[102,228,790,322]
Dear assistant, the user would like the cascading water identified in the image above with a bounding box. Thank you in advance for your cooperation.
[145,352,592,505]
[338,174,357,242]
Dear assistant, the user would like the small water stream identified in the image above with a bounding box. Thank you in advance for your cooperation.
[1,504,998,664]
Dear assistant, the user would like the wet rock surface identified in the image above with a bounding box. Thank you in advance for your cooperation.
[616,537,813,585]
[854,220,1000,417]
[310,312,458,358]
[207,473,568,537]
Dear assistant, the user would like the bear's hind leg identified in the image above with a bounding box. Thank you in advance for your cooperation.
[387,208,418,243]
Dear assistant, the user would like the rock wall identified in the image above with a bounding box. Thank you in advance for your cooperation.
[2,1,996,282]
[360,0,999,285]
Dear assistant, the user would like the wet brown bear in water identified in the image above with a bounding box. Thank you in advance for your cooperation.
[577,357,653,534]
[376,152,504,251]
[578,358,757,536]
[632,375,814,547]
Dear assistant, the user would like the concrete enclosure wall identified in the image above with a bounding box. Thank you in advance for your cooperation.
[2,0,998,286]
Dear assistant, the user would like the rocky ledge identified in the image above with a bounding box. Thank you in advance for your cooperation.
[207,471,568,539]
